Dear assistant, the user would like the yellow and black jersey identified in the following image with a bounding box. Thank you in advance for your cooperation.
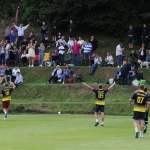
[93,88,109,105]
[131,90,148,112]
[1,86,13,101]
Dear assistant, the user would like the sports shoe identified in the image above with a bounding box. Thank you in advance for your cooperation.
[144,125,147,134]
[94,122,99,126]
[4,113,7,120]
[135,132,139,138]
[139,132,144,138]
[144,128,147,134]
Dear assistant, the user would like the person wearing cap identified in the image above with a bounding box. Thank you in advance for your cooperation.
[130,85,150,138]
[82,82,115,126]
[1,81,15,120]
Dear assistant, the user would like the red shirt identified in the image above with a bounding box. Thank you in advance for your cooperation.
[72,43,81,55]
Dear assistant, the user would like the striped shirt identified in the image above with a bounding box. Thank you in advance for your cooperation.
[83,43,92,53]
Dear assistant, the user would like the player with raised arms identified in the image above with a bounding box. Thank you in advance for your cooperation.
[1,77,16,120]
[82,81,115,126]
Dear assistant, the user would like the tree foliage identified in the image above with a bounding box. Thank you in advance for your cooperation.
[1,0,150,35]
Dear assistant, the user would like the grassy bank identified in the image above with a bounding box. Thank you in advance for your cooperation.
[20,67,150,84]
[1,67,149,114]
[9,84,139,115]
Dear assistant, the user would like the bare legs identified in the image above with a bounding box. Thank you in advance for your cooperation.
[133,120,144,138]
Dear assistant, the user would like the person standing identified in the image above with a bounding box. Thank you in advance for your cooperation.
[143,88,150,133]
[40,21,48,42]
[127,25,134,49]
[38,42,45,67]
[71,39,81,66]
[130,85,150,138]
[89,35,98,52]
[116,43,124,68]
[82,82,115,126]
[1,81,15,120]
[0,40,6,66]
[141,24,149,49]
[13,23,30,47]
[83,41,93,65]
[27,41,36,67]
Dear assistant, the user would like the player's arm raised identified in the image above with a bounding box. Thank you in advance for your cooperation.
[108,82,116,91]
[129,93,135,106]
[82,82,94,90]
[10,82,16,90]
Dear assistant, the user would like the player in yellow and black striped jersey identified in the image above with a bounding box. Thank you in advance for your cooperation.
[143,88,150,133]
[130,85,150,138]
[1,82,15,120]
[82,82,115,127]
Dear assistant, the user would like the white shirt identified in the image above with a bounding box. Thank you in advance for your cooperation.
[78,40,85,46]
[15,73,23,84]
[0,46,5,54]
[116,44,123,56]
[94,57,102,65]
[51,68,62,79]
[21,53,27,58]
[58,45,65,55]
[105,55,114,65]
[83,43,92,53]
[14,25,29,37]
[56,39,67,47]
[12,68,21,77]
[67,40,74,48]
[140,48,144,56]
[5,43,11,51]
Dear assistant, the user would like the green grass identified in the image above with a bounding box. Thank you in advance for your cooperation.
[0,115,149,150]
[0,67,149,114]
[20,67,150,84]
[3,84,149,114]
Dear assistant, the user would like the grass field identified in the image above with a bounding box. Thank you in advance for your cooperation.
[0,114,149,150]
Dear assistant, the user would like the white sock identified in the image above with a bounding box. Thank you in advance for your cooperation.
[139,131,144,138]
[4,111,7,114]
[96,119,99,123]
[135,127,138,133]
[100,121,104,125]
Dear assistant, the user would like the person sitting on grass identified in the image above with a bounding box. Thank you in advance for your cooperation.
[105,52,114,67]
[90,54,102,75]
[14,72,23,87]
[48,65,63,84]
[61,66,71,84]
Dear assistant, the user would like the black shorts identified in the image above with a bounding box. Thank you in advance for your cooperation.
[144,111,149,122]
[133,111,145,120]
[95,105,104,113]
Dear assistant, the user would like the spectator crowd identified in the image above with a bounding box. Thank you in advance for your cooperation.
[0,21,149,85]
[0,66,23,87]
